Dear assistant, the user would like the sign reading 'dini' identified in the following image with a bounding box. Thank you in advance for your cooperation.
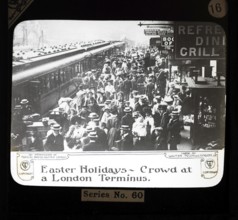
[174,22,226,59]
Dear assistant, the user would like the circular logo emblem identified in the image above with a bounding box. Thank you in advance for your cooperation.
[205,159,215,169]
[20,160,30,171]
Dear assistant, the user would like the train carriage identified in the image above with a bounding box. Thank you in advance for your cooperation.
[12,41,125,115]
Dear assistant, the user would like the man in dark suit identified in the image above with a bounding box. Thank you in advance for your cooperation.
[83,132,104,151]
[123,76,132,101]
[145,78,155,104]
[160,105,171,150]
[119,125,133,151]
[134,95,142,113]
[20,99,33,116]
[94,123,108,151]
[151,127,167,150]
[121,107,134,130]
[156,69,167,98]
[167,111,181,150]
[44,124,64,151]
[153,102,167,127]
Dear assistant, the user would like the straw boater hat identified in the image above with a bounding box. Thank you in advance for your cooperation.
[20,99,29,105]
[132,90,139,95]
[31,113,41,121]
[86,126,94,133]
[163,96,173,103]
[158,102,168,110]
[124,107,132,113]
[50,110,60,115]
[52,124,61,130]
[93,117,100,122]
[154,127,163,131]
[120,125,130,130]
[88,112,99,119]
[105,59,111,63]
[170,110,180,116]
[88,131,98,138]
[14,105,22,110]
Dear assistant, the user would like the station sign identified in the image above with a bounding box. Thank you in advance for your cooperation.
[174,22,226,59]
[144,28,173,36]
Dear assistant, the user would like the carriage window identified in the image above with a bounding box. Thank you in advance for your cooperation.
[63,68,67,82]
[70,66,75,78]
[41,76,46,94]
[80,63,83,75]
[46,75,50,92]
[60,70,65,84]
[58,71,61,85]
[49,73,55,89]
[65,67,70,81]
[75,64,79,74]
[36,77,43,95]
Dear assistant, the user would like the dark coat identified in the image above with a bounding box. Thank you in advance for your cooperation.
[88,102,101,116]
[123,79,132,94]
[151,131,167,150]
[121,113,134,129]
[145,82,155,96]
[167,118,181,150]
[153,112,163,127]
[131,78,138,91]
[11,115,27,146]
[21,105,32,116]
[134,102,142,113]
[83,141,104,151]
[160,112,170,130]
[120,133,133,151]
[44,133,64,151]
[107,115,120,130]
[156,71,167,84]
[28,136,44,151]
[94,127,108,150]
[107,127,120,149]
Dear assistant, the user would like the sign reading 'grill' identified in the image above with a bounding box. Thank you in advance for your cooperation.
[174,22,226,59]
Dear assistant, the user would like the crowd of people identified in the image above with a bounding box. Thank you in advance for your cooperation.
[11,47,193,152]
